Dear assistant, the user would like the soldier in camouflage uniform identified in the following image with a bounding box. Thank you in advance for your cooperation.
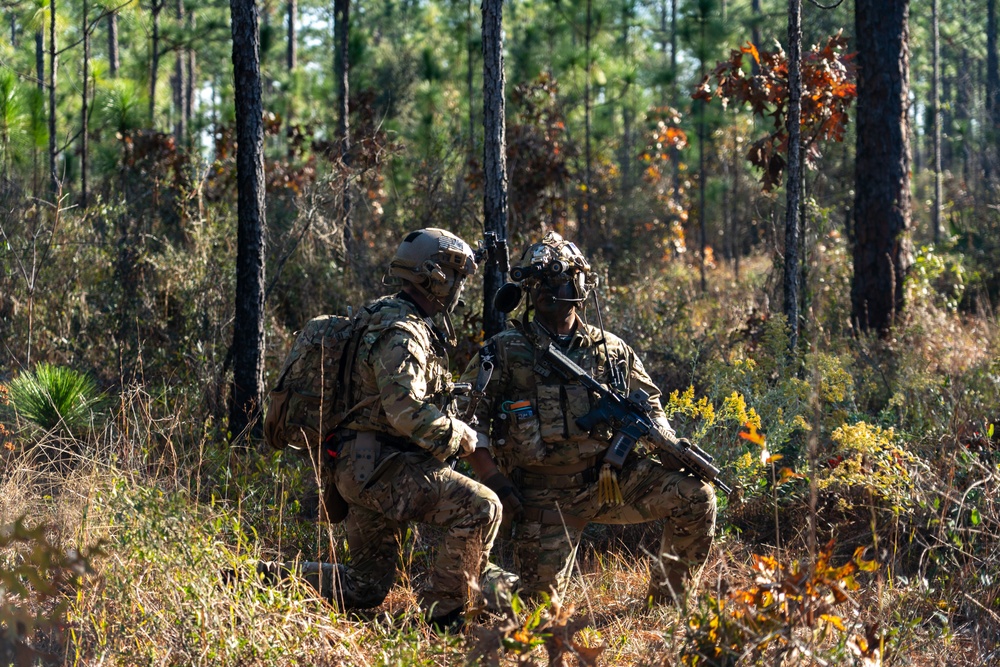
[463,232,717,606]
[312,228,501,627]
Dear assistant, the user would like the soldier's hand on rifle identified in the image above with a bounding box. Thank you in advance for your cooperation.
[453,419,479,458]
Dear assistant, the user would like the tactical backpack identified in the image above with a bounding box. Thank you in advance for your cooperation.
[263,314,361,452]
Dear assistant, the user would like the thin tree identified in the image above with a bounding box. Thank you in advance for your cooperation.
[47,0,57,197]
[149,0,164,126]
[784,0,802,350]
[988,0,998,186]
[334,0,352,246]
[482,0,508,338]
[287,0,296,72]
[932,0,942,242]
[108,12,119,77]
[852,0,912,335]
[81,0,90,206]
[173,0,186,144]
[228,0,267,445]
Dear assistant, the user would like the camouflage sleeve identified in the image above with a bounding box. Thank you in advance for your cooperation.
[370,327,463,461]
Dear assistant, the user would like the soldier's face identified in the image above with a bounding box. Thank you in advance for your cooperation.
[531,280,577,322]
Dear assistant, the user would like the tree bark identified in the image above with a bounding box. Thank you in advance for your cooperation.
[229,0,267,445]
[150,0,162,127]
[48,0,58,197]
[82,0,90,207]
[36,30,44,91]
[784,0,802,350]
[932,0,942,243]
[852,0,912,335]
[482,0,508,338]
[466,0,475,159]
[186,9,195,149]
[334,0,352,245]
[287,0,297,72]
[751,0,762,75]
[174,0,186,145]
[108,12,119,78]
[583,0,593,240]
[987,0,998,184]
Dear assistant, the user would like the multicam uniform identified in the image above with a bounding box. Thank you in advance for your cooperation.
[461,319,717,601]
[330,293,501,616]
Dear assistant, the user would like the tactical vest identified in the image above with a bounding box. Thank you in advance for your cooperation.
[487,322,635,471]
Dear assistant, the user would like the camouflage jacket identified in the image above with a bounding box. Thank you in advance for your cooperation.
[458,318,668,471]
[342,293,465,461]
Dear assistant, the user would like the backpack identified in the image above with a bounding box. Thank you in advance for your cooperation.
[263,314,361,452]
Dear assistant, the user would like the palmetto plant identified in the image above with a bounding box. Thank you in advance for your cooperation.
[7,363,102,437]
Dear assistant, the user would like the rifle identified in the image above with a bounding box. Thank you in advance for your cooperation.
[537,338,733,496]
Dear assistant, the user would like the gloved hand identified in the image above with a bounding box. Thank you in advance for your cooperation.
[483,471,524,521]
[452,419,479,458]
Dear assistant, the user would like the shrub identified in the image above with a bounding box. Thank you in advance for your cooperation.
[6,363,102,437]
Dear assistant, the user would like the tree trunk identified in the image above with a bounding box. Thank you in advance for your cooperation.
[150,0,162,127]
[48,0,58,197]
[174,0,186,145]
[751,0,762,74]
[466,0,476,159]
[108,12,119,78]
[334,0,352,245]
[583,0,593,241]
[36,30,44,91]
[852,0,912,335]
[932,0,942,243]
[287,0,297,72]
[987,0,998,185]
[82,0,90,207]
[482,0,508,338]
[186,9,195,149]
[784,0,802,350]
[229,0,267,445]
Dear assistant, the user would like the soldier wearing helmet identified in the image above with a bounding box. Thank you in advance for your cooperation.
[462,231,717,607]
[318,228,501,630]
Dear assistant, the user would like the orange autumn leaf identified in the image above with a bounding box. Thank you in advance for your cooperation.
[739,422,767,447]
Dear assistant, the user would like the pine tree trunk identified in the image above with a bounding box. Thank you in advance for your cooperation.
[784,0,802,350]
[287,0,297,72]
[932,0,942,243]
[48,0,58,197]
[334,0,352,245]
[36,30,44,91]
[987,0,998,185]
[108,12,119,78]
[482,0,508,338]
[174,0,186,145]
[583,0,593,241]
[229,0,267,445]
[467,0,475,159]
[186,9,195,149]
[150,0,161,127]
[81,0,90,207]
[751,0,761,74]
[852,0,912,335]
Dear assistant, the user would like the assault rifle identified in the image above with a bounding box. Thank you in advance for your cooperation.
[538,339,732,496]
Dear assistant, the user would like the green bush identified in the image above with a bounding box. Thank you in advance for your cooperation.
[7,363,102,437]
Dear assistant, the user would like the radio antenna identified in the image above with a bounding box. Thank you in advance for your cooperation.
[592,288,625,391]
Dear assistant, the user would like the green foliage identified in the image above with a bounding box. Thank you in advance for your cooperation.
[907,245,967,313]
[0,516,103,665]
[818,422,927,512]
[7,363,102,437]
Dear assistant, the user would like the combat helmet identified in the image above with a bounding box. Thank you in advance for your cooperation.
[389,228,478,314]
[495,232,597,313]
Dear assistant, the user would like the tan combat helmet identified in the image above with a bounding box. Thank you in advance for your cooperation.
[514,231,597,304]
[389,229,478,334]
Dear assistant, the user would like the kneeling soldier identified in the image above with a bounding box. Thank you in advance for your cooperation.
[463,232,718,606]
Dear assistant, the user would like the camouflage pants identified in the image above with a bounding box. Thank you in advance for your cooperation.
[332,442,501,616]
[506,454,716,603]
